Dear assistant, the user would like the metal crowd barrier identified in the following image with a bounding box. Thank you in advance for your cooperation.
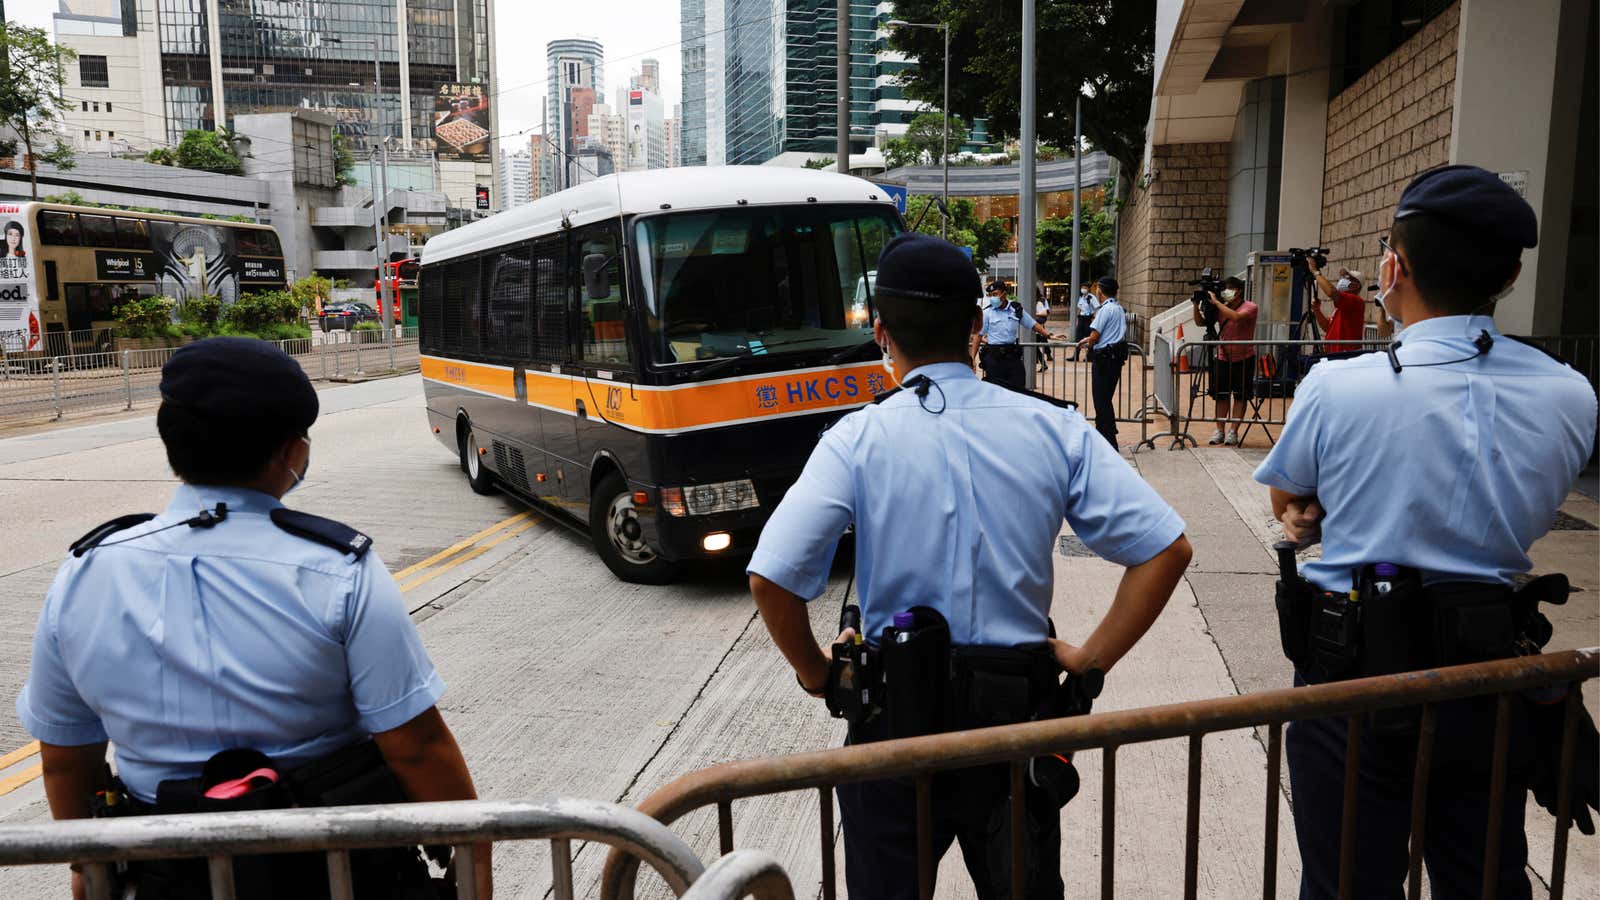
[0,337,421,427]
[0,796,705,900]
[1007,341,1153,448]
[599,649,1598,900]
[680,850,796,900]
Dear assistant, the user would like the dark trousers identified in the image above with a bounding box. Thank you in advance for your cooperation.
[1287,688,1533,900]
[981,346,1025,391]
[1089,348,1123,446]
[1073,317,1093,342]
[837,765,1063,900]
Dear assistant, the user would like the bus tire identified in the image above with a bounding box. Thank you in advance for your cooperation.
[590,471,678,585]
[460,424,497,496]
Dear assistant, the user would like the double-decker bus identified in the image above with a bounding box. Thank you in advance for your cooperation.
[0,201,286,354]
[375,257,420,329]
[419,167,903,583]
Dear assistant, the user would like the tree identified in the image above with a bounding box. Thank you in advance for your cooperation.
[905,195,1009,272]
[333,133,357,186]
[0,22,78,199]
[802,157,834,170]
[144,146,177,166]
[883,111,972,170]
[885,0,1154,195]
[1036,201,1116,283]
[174,129,243,174]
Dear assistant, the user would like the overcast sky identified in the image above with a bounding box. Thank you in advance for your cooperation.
[6,0,684,142]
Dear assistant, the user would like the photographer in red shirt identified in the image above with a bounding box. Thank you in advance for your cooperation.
[1306,259,1367,350]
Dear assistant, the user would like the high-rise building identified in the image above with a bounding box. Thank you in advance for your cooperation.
[679,0,708,166]
[638,58,661,95]
[586,103,627,176]
[498,149,532,208]
[622,65,668,171]
[545,37,605,192]
[664,106,681,168]
[529,131,549,199]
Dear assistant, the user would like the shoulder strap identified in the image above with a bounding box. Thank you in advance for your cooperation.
[872,386,903,404]
[71,514,157,558]
[269,509,373,560]
[1505,335,1575,369]
[991,379,1078,411]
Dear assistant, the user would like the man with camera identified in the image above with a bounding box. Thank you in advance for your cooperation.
[1305,257,1366,350]
[1192,275,1258,445]
[747,233,1192,900]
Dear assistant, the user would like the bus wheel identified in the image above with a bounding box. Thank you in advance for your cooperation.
[460,425,497,495]
[590,471,678,584]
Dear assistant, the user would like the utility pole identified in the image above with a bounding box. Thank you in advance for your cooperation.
[1070,92,1082,335]
[941,24,950,241]
[1020,0,1038,388]
[836,0,849,174]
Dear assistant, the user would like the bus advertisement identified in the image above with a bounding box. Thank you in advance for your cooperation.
[419,167,906,583]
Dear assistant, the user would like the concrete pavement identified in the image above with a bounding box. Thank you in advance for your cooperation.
[0,377,1594,898]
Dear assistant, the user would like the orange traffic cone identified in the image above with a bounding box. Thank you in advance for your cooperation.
[1176,324,1190,372]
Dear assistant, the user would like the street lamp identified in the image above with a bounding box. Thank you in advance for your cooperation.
[885,19,951,241]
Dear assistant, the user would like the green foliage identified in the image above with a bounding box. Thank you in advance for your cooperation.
[884,0,1154,195]
[332,133,357,187]
[0,137,16,158]
[353,320,382,332]
[1036,202,1116,283]
[42,189,86,205]
[220,290,300,333]
[1,22,78,197]
[113,296,176,338]
[222,321,310,342]
[291,274,334,312]
[176,295,222,328]
[903,195,1009,272]
[802,157,835,170]
[883,112,973,170]
[144,146,178,166]
[174,129,243,175]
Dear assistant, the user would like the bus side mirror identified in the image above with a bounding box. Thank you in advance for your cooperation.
[583,254,611,300]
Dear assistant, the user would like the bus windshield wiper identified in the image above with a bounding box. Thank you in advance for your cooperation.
[692,338,828,379]
[823,337,877,367]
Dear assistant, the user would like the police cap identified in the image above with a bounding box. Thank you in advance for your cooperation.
[1395,164,1537,249]
[1097,276,1119,295]
[875,233,981,305]
[160,337,318,435]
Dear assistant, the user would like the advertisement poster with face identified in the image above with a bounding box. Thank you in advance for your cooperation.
[0,207,39,351]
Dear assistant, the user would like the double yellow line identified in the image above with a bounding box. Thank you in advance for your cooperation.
[394,510,543,594]
[0,509,546,799]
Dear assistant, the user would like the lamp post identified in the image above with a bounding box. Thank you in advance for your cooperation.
[886,19,951,240]
[327,36,392,343]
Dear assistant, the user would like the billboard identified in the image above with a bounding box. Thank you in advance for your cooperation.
[0,203,38,351]
[434,82,492,162]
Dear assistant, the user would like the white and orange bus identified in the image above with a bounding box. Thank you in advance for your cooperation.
[418,167,903,583]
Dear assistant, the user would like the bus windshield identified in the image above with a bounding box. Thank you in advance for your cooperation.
[634,205,900,366]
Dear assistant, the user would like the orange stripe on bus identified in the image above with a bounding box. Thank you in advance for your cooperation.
[420,356,516,400]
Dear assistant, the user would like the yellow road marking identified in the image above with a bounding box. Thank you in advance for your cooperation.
[0,740,40,771]
[390,511,534,580]
[0,762,43,797]
[399,517,543,594]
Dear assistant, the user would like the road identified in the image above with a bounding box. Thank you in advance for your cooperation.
[0,375,1593,898]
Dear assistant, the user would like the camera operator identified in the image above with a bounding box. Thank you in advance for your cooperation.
[1306,258,1367,350]
[1193,276,1257,445]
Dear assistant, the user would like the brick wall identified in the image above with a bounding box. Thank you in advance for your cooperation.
[1320,3,1459,291]
[1115,142,1231,326]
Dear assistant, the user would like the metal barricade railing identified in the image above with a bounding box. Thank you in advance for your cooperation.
[679,850,796,900]
[0,796,707,900]
[600,649,1598,900]
[1012,342,1152,448]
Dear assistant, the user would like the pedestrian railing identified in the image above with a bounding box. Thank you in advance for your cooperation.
[679,850,796,900]
[0,796,707,900]
[0,337,421,428]
[1014,341,1153,448]
[599,648,1598,900]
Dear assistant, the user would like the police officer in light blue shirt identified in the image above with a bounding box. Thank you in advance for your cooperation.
[1073,282,1100,343]
[748,233,1193,900]
[1253,165,1598,900]
[1075,276,1129,446]
[978,279,1057,391]
[17,337,491,899]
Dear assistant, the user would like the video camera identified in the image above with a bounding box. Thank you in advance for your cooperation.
[1188,266,1222,331]
[1289,247,1330,271]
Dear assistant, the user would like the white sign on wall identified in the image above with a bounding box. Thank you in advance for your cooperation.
[1498,170,1528,198]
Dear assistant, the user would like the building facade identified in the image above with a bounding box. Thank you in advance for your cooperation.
[498,149,532,208]
[664,106,681,168]
[545,37,605,192]
[1118,0,1594,349]
[625,87,667,170]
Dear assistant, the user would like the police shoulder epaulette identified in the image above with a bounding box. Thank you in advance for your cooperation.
[1505,335,1574,369]
[992,380,1078,411]
[269,509,373,559]
[70,514,156,557]
[872,387,903,404]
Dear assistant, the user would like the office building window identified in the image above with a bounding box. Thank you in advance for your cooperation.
[83,130,91,139]
[79,55,110,87]
[82,101,89,112]
[92,101,100,112]
[106,102,114,113]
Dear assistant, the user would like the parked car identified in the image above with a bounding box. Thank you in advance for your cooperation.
[320,302,379,330]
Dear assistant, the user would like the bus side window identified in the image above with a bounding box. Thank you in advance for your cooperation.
[575,223,630,368]
[419,267,444,353]
[482,243,532,361]
[531,236,568,365]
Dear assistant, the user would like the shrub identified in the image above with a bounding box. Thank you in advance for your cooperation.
[114,295,177,338]
[354,320,381,332]
[176,294,222,328]
[220,290,299,333]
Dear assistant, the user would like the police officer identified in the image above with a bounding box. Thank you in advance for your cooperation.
[979,278,1058,391]
[1074,276,1128,446]
[1253,165,1599,899]
[748,234,1193,900]
[16,338,492,900]
[1073,281,1100,344]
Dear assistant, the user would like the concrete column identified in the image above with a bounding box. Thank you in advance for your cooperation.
[1275,13,1330,251]
[397,0,413,150]
[204,0,225,129]
[1451,0,1591,334]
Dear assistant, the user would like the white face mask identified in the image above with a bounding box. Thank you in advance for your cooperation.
[1221,288,1238,302]
[283,436,311,494]
[1335,277,1354,293]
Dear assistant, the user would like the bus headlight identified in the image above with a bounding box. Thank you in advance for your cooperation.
[660,479,760,517]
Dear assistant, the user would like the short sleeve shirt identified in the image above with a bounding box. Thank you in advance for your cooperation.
[1217,301,1259,361]
[1325,290,1366,349]
[16,485,445,802]
[1253,316,1597,593]
[981,302,1037,345]
[748,363,1186,646]
[1089,299,1127,347]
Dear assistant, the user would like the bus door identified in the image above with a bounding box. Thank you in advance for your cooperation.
[527,236,581,508]
[573,222,637,503]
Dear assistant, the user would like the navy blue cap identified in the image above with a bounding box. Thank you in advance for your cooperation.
[160,337,318,434]
[1097,276,1119,295]
[1395,164,1537,249]
[875,233,981,305]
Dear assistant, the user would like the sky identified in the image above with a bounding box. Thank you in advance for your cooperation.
[6,0,684,144]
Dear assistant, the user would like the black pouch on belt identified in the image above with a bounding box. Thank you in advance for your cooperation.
[1271,542,1313,671]
[1428,582,1518,665]
[879,606,953,740]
